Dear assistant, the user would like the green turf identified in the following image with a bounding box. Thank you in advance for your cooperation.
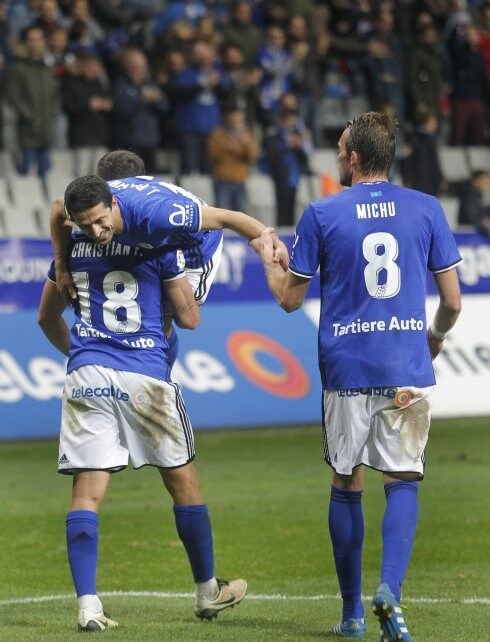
[0,418,489,641]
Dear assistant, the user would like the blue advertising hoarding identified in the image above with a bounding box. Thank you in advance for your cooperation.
[1,231,489,440]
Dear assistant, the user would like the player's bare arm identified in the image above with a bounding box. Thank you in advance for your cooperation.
[201,206,289,269]
[428,267,462,360]
[163,276,200,330]
[37,279,70,356]
[50,196,77,305]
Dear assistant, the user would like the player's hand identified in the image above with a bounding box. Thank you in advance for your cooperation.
[270,233,289,271]
[249,228,275,264]
[427,329,444,360]
[56,268,78,306]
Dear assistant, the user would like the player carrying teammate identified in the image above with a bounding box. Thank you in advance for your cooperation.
[38,227,247,632]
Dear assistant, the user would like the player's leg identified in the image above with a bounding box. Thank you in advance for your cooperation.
[329,467,366,638]
[323,391,369,638]
[119,372,246,620]
[60,365,131,632]
[67,471,118,632]
[370,386,432,642]
[159,463,247,620]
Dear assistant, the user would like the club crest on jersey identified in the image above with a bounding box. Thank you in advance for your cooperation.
[176,249,186,269]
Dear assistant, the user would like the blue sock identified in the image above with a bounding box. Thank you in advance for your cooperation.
[328,486,364,621]
[66,510,98,597]
[381,481,419,602]
[167,327,179,371]
[173,504,214,582]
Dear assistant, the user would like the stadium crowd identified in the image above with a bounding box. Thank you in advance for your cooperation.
[0,0,489,225]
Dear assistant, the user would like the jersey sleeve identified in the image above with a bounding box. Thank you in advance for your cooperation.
[289,204,323,278]
[428,198,462,273]
[129,191,202,246]
[157,248,187,281]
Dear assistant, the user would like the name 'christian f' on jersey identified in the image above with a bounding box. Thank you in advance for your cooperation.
[48,232,186,381]
[107,176,222,269]
[289,182,462,389]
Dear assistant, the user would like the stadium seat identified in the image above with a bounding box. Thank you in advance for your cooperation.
[295,175,322,222]
[6,176,50,238]
[309,149,338,178]
[466,146,490,173]
[440,196,459,230]
[245,174,276,227]
[438,146,470,183]
[179,175,215,206]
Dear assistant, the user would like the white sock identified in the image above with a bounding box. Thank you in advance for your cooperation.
[196,577,219,599]
[78,594,102,612]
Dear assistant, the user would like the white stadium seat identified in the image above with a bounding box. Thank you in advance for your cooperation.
[440,196,459,230]
[179,175,214,206]
[438,146,470,183]
[6,176,50,238]
[245,174,276,227]
[466,146,490,173]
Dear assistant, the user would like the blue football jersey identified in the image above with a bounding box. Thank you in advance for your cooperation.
[289,182,462,389]
[108,176,223,269]
[48,233,186,380]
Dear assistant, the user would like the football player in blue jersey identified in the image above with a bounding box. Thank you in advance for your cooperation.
[38,233,247,632]
[252,112,462,641]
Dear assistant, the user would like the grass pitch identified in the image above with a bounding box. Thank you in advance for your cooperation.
[0,418,489,641]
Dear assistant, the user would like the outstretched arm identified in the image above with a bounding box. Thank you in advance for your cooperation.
[201,205,289,269]
[428,268,462,360]
[50,196,77,305]
[38,279,70,356]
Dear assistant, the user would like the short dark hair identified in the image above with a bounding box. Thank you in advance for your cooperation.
[96,150,146,181]
[346,111,398,177]
[64,175,112,221]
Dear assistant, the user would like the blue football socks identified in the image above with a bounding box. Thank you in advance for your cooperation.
[329,486,365,621]
[167,327,179,372]
[173,504,214,582]
[381,481,419,602]
[66,510,99,597]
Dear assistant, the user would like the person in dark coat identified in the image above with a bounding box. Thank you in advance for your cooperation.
[62,52,112,175]
[458,170,490,235]
[7,25,60,178]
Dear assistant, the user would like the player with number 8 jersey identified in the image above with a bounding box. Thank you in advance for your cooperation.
[252,111,462,642]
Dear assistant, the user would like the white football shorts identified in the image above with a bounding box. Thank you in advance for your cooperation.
[185,237,223,304]
[322,386,434,479]
[58,365,195,474]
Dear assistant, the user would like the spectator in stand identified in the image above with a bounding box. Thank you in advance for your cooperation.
[65,0,105,53]
[254,24,294,129]
[458,170,490,235]
[407,24,447,125]
[448,22,488,145]
[223,1,263,68]
[287,14,328,147]
[152,0,207,34]
[153,18,195,61]
[48,27,75,78]
[402,107,447,197]
[195,14,222,52]
[220,43,260,127]
[110,47,167,174]
[361,9,405,131]
[31,0,66,39]
[61,51,112,176]
[7,25,60,179]
[477,4,490,77]
[0,0,11,155]
[169,39,226,175]
[262,107,313,227]
[208,106,257,210]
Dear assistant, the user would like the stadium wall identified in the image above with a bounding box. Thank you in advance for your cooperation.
[0,232,489,440]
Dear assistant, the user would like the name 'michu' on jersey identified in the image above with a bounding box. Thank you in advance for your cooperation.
[108,176,222,269]
[289,182,462,389]
[48,233,186,381]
